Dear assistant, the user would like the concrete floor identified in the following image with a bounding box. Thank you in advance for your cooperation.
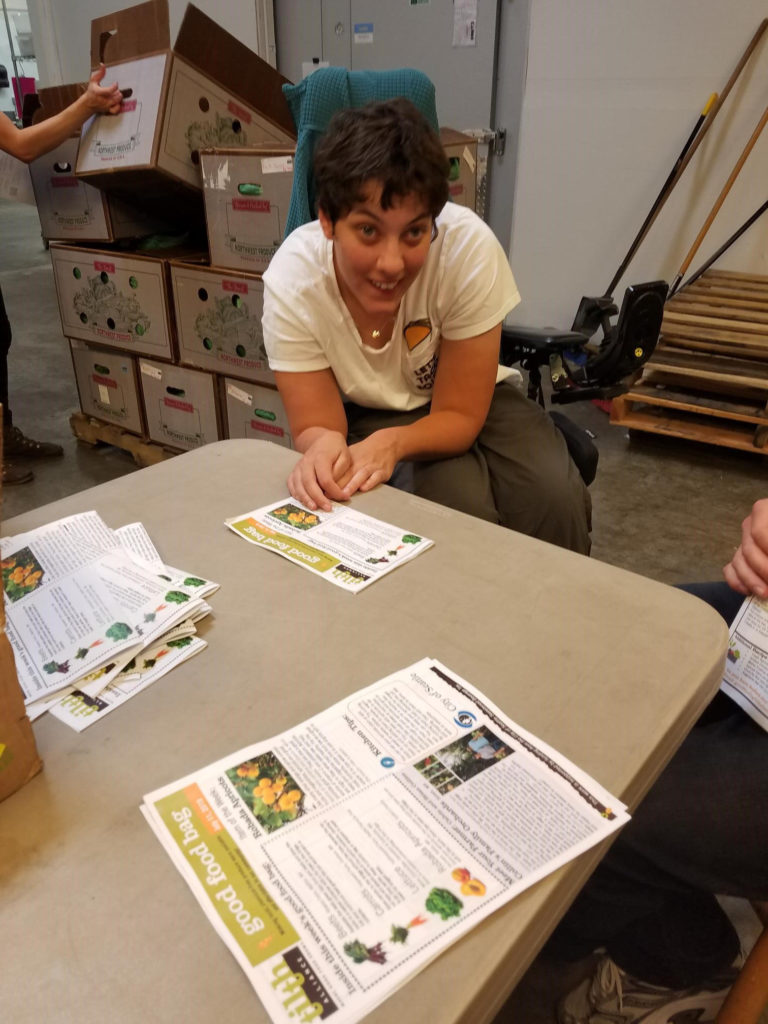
[2,197,767,1022]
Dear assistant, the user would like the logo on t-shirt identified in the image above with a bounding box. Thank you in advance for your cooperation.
[404,319,432,350]
[414,352,438,391]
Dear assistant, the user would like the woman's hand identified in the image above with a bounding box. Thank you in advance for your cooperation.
[84,64,124,116]
[723,498,768,597]
[287,430,352,512]
[342,430,401,496]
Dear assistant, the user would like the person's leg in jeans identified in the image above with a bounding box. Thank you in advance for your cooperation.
[0,284,12,431]
[551,582,767,997]
[0,285,33,484]
[0,284,63,482]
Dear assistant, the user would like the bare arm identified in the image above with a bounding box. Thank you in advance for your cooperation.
[274,368,352,511]
[0,64,122,163]
[723,498,768,597]
[341,324,501,496]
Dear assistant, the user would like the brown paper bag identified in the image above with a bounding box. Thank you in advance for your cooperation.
[0,413,43,801]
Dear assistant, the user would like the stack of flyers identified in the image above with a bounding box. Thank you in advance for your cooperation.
[1,511,218,730]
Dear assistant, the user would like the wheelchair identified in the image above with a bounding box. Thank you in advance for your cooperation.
[499,280,669,485]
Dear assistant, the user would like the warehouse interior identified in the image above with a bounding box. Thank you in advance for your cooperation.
[2,0,768,1022]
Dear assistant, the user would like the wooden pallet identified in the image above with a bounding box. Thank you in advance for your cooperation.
[611,383,768,454]
[660,270,768,363]
[615,270,768,451]
[70,412,178,468]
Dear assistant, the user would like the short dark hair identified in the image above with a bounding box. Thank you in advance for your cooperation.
[313,98,449,224]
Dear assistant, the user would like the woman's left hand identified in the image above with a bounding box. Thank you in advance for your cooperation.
[85,64,124,115]
[341,429,401,496]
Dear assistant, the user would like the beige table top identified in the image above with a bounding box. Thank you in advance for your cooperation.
[0,440,728,1024]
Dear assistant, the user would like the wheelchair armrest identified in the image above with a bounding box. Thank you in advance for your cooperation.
[500,325,588,366]
[502,325,588,349]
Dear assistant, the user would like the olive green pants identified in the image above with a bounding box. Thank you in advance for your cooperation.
[345,381,592,555]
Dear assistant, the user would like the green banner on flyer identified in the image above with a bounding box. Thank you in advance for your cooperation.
[154,788,299,965]
[228,517,339,573]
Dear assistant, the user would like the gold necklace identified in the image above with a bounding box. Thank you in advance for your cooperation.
[370,316,394,340]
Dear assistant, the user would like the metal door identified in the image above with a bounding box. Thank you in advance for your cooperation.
[274,0,500,133]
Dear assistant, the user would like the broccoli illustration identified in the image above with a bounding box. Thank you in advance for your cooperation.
[401,534,422,545]
[106,622,133,641]
[193,296,267,361]
[75,647,89,660]
[425,887,463,921]
[72,276,150,335]
[183,576,206,588]
[166,637,194,649]
[185,113,248,152]
[164,590,190,604]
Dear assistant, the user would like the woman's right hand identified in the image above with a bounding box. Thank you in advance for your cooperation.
[287,430,352,512]
[724,498,768,598]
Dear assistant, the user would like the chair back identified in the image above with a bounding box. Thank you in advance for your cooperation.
[584,280,668,384]
[281,67,439,236]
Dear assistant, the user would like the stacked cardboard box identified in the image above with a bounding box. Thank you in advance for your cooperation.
[40,0,297,454]
[38,0,479,459]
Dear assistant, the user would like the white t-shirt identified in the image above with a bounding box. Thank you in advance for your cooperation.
[262,202,522,411]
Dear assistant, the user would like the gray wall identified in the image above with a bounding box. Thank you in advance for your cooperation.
[508,0,768,326]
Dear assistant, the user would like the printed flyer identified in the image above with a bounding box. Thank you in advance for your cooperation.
[1,512,218,717]
[722,595,768,731]
[142,658,629,1023]
[225,498,433,592]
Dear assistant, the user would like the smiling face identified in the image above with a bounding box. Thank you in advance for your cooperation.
[318,182,434,326]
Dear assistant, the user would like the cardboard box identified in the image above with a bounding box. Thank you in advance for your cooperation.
[139,359,222,451]
[222,377,293,449]
[200,147,294,273]
[75,0,295,216]
[30,84,171,242]
[170,261,272,383]
[49,242,202,361]
[441,128,477,212]
[0,421,44,803]
[69,339,145,435]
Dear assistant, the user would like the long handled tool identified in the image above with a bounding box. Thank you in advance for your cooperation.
[668,101,768,297]
[603,17,768,299]
[676,197,768,294]
[604,92,716,297]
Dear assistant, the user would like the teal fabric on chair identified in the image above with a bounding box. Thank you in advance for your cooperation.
[281,67,439,237]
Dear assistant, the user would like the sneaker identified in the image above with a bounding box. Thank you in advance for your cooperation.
[3,424,63,460]
[557,954,737,1023]
[1,460,34,485]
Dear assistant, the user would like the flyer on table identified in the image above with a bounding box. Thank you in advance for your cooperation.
[722,595,768,731]
[142,658,629,1023]
[225,498,433,591]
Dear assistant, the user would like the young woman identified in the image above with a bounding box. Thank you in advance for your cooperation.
[1,64,122,485]
[262,98,591,553]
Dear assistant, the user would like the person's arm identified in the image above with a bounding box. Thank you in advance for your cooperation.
[274,367,353,511]
[0,64,122,163]
[723,498,768,597]
[340,324,501,496]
